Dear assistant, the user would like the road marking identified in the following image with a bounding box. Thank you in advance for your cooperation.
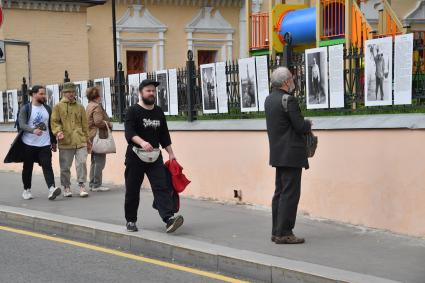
[0,225,248,283]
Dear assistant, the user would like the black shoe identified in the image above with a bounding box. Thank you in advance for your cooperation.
[166,215,184,233]
[126,222,138,232]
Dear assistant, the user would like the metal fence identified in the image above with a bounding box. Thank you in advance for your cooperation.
[11,36,425,123]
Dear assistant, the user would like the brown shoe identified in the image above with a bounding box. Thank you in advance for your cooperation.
[274,235,305,244]
[271,235,277,242]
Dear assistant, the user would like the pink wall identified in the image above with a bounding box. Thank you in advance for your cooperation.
[1,129,424,237]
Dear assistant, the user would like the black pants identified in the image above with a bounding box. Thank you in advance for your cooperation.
[124,154,174,223]
[22,144,55,190]
[272,166,302,237]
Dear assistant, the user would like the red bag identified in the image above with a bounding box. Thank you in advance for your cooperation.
[165,159,191,193]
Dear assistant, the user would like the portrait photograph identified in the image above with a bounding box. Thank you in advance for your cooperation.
[200,63,218,114]
[305,47,329,109]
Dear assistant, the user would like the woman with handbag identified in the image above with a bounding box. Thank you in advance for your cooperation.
[86,87,114,192]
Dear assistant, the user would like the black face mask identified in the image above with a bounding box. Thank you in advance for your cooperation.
[142,96,155,105]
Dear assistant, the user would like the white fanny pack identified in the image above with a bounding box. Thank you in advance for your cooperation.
[132,146,161,163]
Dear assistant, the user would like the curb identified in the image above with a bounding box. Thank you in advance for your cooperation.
[0,205,400,283]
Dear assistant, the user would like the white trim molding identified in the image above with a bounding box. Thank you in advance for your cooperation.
[185,7,234,61]
[116,5,168,70]
[2,1,83,12]
[185,7,235,34]
[404,0,425,26]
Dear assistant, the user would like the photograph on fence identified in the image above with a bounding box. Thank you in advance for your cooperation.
[0,92,3,122]
[127,73,140,107]
[255,56,269,111]
[328,45,345,108]
[2,92,7,122]
[168,69,179,115]
[394,33,413,105]
[200,63,218,114]
[305,47,329,109]
[139,72,147,82]
[6,89,18,122]
[156,70,170,115]
[102,78,113,117]
[74,81,88,107]
[238,57,258,112]
[215,62,228,114]
[94,78,112,116]
[365,37,393,106]
[46,84,59,109]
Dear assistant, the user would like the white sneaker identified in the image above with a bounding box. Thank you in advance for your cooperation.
[48,187,61,200]
[22,189,33,200]
[90,186,110,192]
[63,187,73,197]
[79,185,89,198]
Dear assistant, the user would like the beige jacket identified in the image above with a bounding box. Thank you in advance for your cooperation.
[86,101,112,142]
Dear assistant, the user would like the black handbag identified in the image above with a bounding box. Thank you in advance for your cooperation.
[305,132,318,158]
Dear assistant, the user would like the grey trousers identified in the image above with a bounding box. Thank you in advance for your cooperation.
[59,147,88,188]
[89,153,106,188]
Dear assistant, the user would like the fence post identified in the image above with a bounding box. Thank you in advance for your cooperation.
[21,77,28,104]
[116,62,125,123]
[186,50,196,122]
[64,70,70,83]
[283,32,293,69]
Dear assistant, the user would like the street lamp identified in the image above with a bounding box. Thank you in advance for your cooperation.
[111,0,124,122]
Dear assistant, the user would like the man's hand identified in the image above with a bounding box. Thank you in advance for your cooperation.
[33,128,43,136]
[140,141,154,152]
[57,132,64,140]
[51,143,57,152]
[168,152,176,161]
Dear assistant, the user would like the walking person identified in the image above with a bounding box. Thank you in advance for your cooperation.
[265,67,312,244]
[12,86,61,200]
[86,87,112,192]
[124,79,184,233]
[51,82,90,198]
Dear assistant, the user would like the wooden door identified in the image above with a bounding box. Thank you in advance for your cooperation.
[127,51,146,74]
[197,50,217,66]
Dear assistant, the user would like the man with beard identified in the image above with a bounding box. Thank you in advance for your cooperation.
[18,85,61,200]
[124,79,184,233]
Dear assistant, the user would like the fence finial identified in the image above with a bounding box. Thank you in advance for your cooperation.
[64,70,70,83]
[187,50,193,61]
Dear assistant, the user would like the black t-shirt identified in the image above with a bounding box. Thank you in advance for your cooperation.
[124,104,171,152]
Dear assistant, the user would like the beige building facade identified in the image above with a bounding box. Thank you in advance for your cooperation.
[0,0,248,89]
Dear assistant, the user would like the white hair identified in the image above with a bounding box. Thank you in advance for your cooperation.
[270,67,292,88]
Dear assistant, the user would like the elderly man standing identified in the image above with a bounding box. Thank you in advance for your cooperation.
[51,82,90,198]
[265,67,312,244]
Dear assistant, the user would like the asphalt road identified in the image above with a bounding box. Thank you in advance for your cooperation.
[0,227,244,283]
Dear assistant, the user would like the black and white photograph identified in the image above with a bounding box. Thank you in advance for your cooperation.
[365,37,393,106]
[0,92,4,123]
[305,47,329,109]
[94,78,106,107]
[6,89,18,122]
[103,78,113,117]
[215,62,228,114]
[156,70,169,115]
[168,69,179,115]
[238,57,258,112]
[2,92,7,122]
[73,81,88,107]
[200,63,218,114]
[127,74,140,107]
[46,84,59,108]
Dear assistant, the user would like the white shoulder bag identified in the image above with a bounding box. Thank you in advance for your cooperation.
[91,121,116,154]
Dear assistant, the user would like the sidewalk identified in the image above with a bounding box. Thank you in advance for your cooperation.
[0,171,424,283]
